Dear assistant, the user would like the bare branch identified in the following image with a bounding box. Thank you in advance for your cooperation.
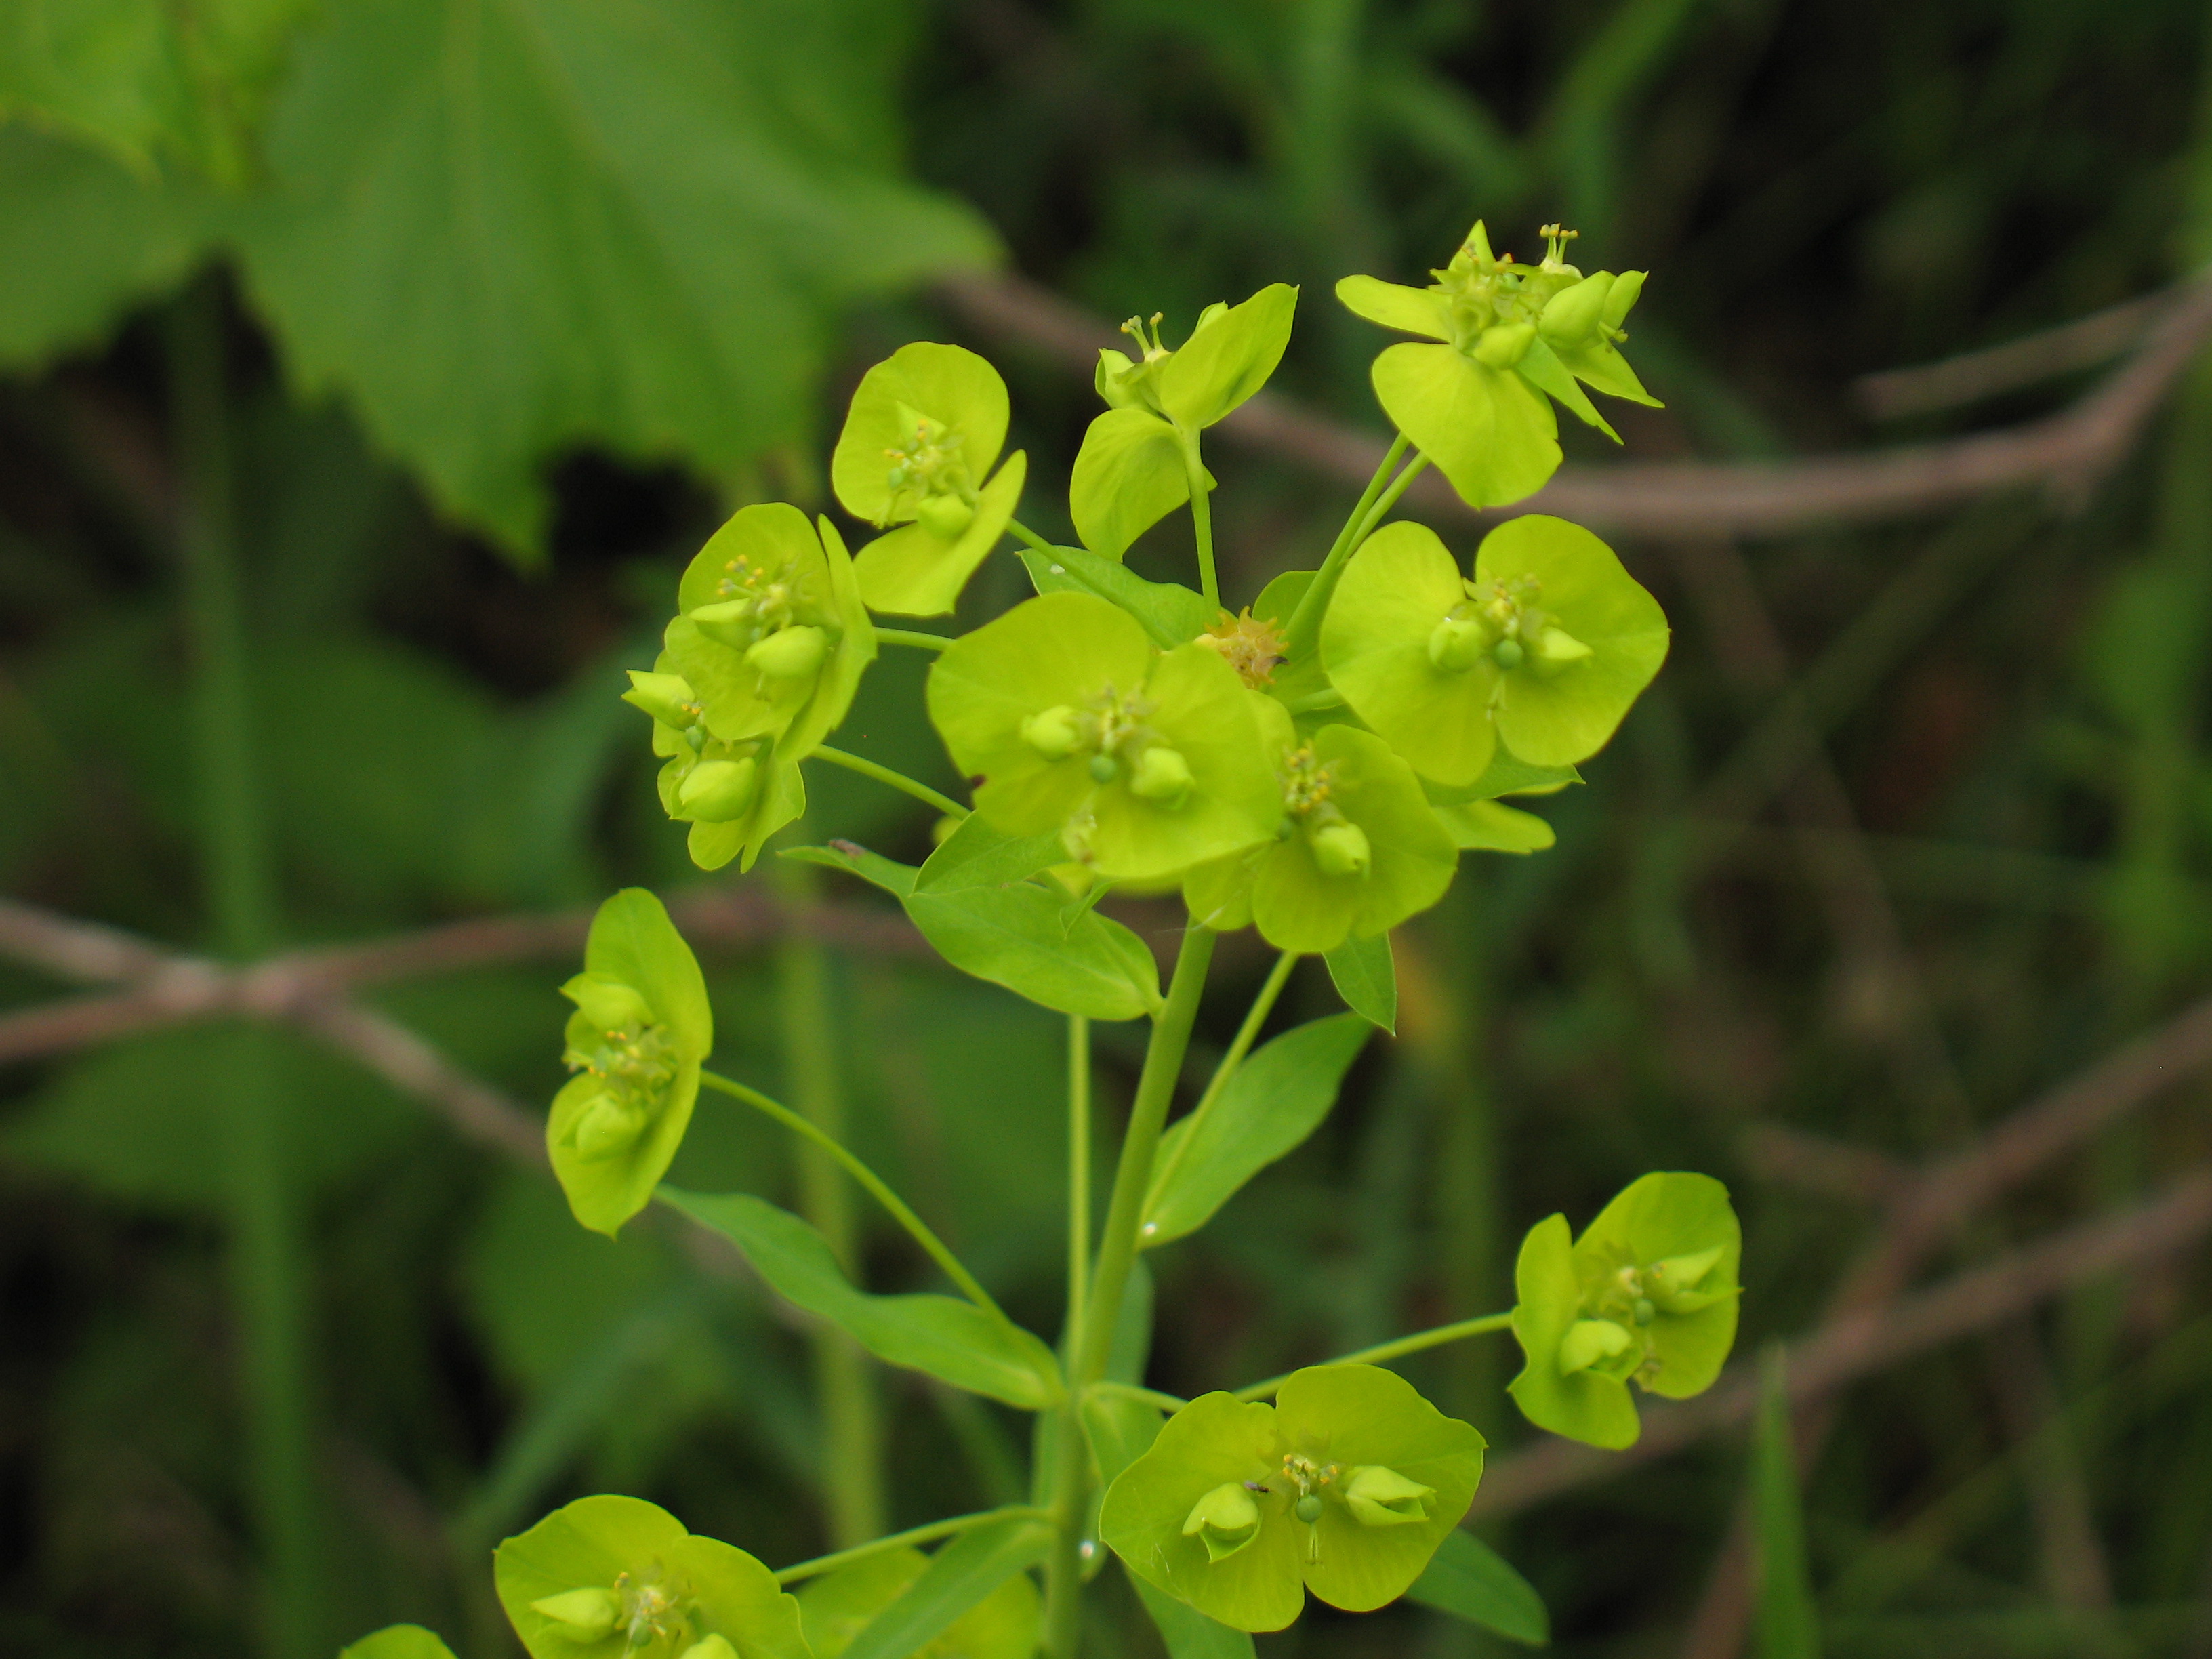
[1856,285,2182,419]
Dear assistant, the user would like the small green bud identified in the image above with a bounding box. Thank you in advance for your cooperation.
[678,1639,739,1659]
[916,494,977,540]
[1427,615,1488,672]
[573,1092,648,1158]
[1309,821,1372,878]
[529,1587,621,1642]
[562,972,653,1036]
[1648,1246,1727,1311]
[1472,322,1536,368]
[1128,745,1195,808]
[1531,626,1592,670]
[1021,704,1086,760]
[623,670,699,729]
[1493,637,1525,670]
[1538,273,1612,346]
[1601,270,1645,330]
[1181,1482,1261,1564]
[687,598,756,651]
[677,756,761,823]
[1294,1494,1324,1524]
[1341,1465,1435,1528]
[1633,1296,1656,1326]
[745,625,828,680]
[684,724,708,752]
[1558,1317,1633,1376]
[1088,753,1120,784]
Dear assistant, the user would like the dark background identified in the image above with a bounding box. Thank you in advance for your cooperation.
[5,2,2212,1657]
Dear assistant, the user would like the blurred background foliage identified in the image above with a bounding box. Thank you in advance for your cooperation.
[6,2,2212,1658]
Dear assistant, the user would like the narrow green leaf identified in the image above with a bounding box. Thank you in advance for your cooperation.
[839,1516,1051,1659]
[1021,545,1215,649]
[659,1188,1061,1409]
[1755,1347,1821,1659]
[781,840,918,899]
[1324,933,1397,1033]
[1434,800,1555,854]
[1129,1569,1258,1659]
[1142,1014,1370,1248]
[904,884,1163,1022]
[1406,1531,1549,1647]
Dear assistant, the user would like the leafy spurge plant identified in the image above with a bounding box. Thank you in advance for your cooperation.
[348,220,1742,1659]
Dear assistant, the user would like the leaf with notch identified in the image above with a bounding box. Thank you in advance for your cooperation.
[1021,545,1215,649]
[659,1188,1061,1409]
[1141,1013,1370,1248]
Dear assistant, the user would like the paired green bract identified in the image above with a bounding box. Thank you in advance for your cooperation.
[548,890,713,1238]
[1324,515,1669,786]
[832,342,1029,616]
[927,592,1282,881]
[1183,701,1458,953]
[1507,1173,1743,1449]
[495,1494,809,1659]
[1100,1365,1486,1631]
[1336,222,1658,508]
[1073,285,1297,558]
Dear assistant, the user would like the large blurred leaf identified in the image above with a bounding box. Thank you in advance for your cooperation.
[0,125,208,371]
[236,0,998,556]
[0,0,311,178]
[1407,1531,1549,1647]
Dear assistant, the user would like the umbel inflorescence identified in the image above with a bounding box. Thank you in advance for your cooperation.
[344,220,1743,1659]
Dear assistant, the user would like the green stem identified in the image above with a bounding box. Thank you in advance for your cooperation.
[1067,1016,1092,1347]
[170,276,320,1659]
[773,1507,1051,1585]
[771,855,886,1549]
[1141,951,1297,1223]
[1178,427,1219,608]
[1283,432,1413,660]
[1042,925,1218,1659]
[1086,1380,1189,1413]
[1232,1311,1514,1401]
[697,1070,1013,1325]
[812,744,969,820]
[1007,517,1057,555]
[874,627,951,653]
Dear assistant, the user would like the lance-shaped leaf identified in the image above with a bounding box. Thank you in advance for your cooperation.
[495,1494,810,1659]
[1406,1532,1549,1647]
[660,1189,1064,1409]
[904,883,1163,1023]
[1141,1014,1371,1248]
[1324,933,1395,1033]
[798,1542,1039,1659]
[832,1519,1050,1659]
[548,889,712,1237]
[237,0,997,558]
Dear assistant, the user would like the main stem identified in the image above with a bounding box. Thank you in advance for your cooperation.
[171,277,320,1659]
[1042,925,1218,1659]
[773,851,886,1548]
[1066,1016,1092,1343]
[1283,431,1412,660]
[1179,430,1220,607]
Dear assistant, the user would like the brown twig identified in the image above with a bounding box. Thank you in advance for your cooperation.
[1856,285,2182,419]
[933,268,2212,538]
